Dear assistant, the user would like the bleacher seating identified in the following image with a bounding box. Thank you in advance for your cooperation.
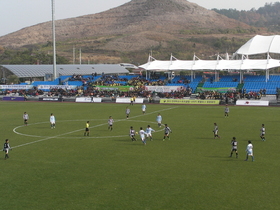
[21,74,280,95]
[219,76,239,82]
[203,82,239,88]
[67,81,83,86]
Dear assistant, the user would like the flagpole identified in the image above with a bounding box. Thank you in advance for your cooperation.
[52,0,57,80]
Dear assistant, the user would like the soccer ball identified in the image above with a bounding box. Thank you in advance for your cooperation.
[136,132,138,134]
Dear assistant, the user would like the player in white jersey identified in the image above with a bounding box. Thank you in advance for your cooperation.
[23,112,29,126]
[142,104,146,114]
[50,113,56,129]
[260,124,265,141]
[245,140,254,161]
[229,137,238,158]
[108,116,114,131]
[139,127,147,145]
[3,139,11,160]
[146,125,155,141]
[224,105,229,118]
[156,113,162,127]
[126,107,130,119]
[129,126,137,141]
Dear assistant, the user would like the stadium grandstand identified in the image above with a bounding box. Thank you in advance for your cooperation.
[1,35,280,105]
[0,64,130,82]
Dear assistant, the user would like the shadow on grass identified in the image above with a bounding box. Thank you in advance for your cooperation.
[206,155,242,161]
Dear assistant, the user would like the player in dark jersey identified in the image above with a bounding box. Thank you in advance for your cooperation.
[23,112,29,126]
[260,124,265,141]
[213,123,220,139]
[163,124,172,141]
[229,137,238,158]
[129,126,137,141]
[3,139,11,160]
[108,116,114,131]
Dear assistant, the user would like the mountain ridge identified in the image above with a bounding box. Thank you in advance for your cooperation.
[0,0,260,64]
[0,0,251,48]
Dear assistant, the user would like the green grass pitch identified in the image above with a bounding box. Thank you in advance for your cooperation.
[1,101,280,210]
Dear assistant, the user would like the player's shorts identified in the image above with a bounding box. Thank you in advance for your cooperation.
[247,150,253,156]
[85,128,89,132]
[142,109,146,112]
[214,130,218,135]
[50,121,55,124]
[231,148,237,152]
[146,133,152,137]
[157,121,162,124]
[164,132,169,135]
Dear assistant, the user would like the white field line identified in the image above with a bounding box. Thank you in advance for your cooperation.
[12,106,177,148]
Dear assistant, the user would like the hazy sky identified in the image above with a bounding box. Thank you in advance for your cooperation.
[0,0,279,37]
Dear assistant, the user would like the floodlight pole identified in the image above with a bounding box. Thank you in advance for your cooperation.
[52,0,57,80]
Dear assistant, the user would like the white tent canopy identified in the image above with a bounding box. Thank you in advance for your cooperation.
[235,35,280,55]
[139,35,280,83]
[139,55,280,71]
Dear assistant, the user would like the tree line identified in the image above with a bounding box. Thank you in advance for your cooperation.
[212,2,280,32]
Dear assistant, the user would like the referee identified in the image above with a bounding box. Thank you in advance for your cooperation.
[84,121,90,136]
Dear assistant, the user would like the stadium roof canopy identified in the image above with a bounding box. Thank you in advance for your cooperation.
[235,35,280,55]
[139,55,280,71]
[139,35,280,72]
[1,64,129,78]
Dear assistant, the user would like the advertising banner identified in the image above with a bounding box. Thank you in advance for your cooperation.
[39,97,63,102]
[76,97,102,103]
[95,86,134,91]
[145,86,185,93]
[236,100,269,106]
[196,87,236,93]
[3,97,25,101]
[116,98,144,103]
[0,85,33,90]
[160,99,220,105]
[37,85,76,90]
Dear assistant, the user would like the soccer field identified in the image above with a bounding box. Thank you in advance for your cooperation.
[1,101,280,210]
